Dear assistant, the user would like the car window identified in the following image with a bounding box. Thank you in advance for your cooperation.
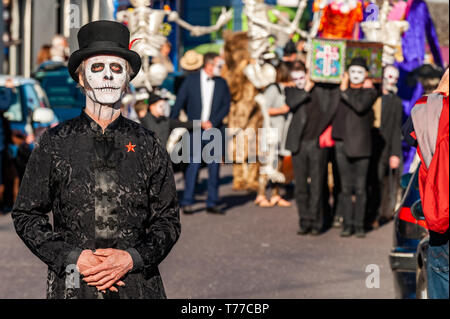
[23,84,41,111]
[34,83,50,108]
[41,74,84,108]
[1,86,23,122]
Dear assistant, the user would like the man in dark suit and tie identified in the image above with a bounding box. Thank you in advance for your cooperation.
[171,52,231,215]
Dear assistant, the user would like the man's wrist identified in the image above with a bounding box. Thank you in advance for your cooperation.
[65,248,83,271]
[125,248,144,272]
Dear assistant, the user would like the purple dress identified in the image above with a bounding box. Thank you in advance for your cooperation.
[395,0,443,172]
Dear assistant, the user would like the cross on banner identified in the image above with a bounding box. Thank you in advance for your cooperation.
[316,44,340,76]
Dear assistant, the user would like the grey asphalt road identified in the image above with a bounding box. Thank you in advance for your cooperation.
[0,165,395,299]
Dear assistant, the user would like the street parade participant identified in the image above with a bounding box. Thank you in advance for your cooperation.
[254,62,293,208]
[402,68,448,299]
[11,20,181,299]
[286,62,341,235]
[367,65,403,227]
[331,57,379,238]
[171,52,231,215]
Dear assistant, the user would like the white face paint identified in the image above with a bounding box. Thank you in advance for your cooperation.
[291,70,306,89]
[84,55,128,105]
[383,65,399,92]
[348,65,366,85]
[213,58,225,77]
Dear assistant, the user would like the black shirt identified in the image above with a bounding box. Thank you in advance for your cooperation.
[12,110,180,299]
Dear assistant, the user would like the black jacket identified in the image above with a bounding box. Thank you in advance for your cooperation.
[139,113,193,148]
[285,84,341,154]
[332,88,379,158]
[379,93,403,158]
[170,72,231,128]
[12,111,181,299]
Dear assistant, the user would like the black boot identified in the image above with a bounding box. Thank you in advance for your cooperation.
[340,225,353,237]
[297,226,311,235]
[354,227,366,238]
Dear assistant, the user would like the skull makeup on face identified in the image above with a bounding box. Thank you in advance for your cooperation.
[83,55,128,105]
[348,65,366,85]
[291,70,306,89]
[383,65,399,93]
[213,58,225,77]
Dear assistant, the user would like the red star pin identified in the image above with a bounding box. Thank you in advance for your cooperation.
[125,141,136,153]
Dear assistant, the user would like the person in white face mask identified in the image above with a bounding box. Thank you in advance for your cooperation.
[285,60,341,236]
[331,57,379,238]
[12,20,180,299]
[367,65,403,228]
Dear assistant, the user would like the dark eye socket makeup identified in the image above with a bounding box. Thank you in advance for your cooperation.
[110,63,123,73]
[91,63,105,72]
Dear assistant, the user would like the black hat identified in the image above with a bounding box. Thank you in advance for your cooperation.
[348,57,369,71]
[68,20,141,82]
[283,40,297,57]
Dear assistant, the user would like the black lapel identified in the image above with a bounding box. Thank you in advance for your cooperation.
[210,77,220,113]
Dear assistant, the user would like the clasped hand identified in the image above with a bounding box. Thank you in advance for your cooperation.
[77,248,133,293]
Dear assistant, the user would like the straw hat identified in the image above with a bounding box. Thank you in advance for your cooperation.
[180,50,203,71]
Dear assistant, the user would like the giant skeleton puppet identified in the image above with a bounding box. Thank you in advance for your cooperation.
[117,0,233,92]
[360,0,409,66]
[12,21,180,299]
[241,0,308,184]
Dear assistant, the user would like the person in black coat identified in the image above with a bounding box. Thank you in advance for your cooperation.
[367,65,403,227]
[331,58,379,238]
[285,61,341,235]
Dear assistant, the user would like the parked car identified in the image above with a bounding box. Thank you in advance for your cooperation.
[0,75,57,209]
[32,61,85,122]
[0,75,57,139]
[389,166,429,298]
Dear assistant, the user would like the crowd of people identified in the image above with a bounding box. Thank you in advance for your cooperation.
[132,44,415,239]
[1,9,446,298]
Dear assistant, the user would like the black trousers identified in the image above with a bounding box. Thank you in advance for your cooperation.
[367,130,401,224]
[292,140,328,230]
[335,141,369,229]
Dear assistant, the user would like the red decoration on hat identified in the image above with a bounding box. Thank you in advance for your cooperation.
[129,38,142,50]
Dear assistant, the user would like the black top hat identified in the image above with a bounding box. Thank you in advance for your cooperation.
[68,20,141,82]
[348,57,369,71]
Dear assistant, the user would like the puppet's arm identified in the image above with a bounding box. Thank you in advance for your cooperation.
[168,7,233,37]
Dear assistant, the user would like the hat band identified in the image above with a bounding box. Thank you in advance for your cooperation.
[80,41,127,50]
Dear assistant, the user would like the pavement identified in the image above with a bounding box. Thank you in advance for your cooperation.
[0,164,395,299]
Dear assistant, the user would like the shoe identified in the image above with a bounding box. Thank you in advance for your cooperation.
[310,228,321,236]
[354,228,366,238]
[270,195,292,207]
[182,205,195,215]
[340,226,353,237]
[297,226,311,235]
[254,195,267,205]
[333,216,343,228]
[206,206,226,215]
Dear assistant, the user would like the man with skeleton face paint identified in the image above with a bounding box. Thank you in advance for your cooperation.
[367,65,403,227]
[285,61,341,235]
[331,57,379,238]
[12,21,180,299]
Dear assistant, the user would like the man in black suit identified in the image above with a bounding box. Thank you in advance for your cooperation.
[331,58,379,238]
[285,62,342,235]
[367,65,403,227]
[171,52,231,215]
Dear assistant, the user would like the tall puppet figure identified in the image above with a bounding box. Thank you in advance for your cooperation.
[224,0,308,192]
[314,0,364,40]
[223,31,262,192]
[117,0,233,92]
[395,0,443,172]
